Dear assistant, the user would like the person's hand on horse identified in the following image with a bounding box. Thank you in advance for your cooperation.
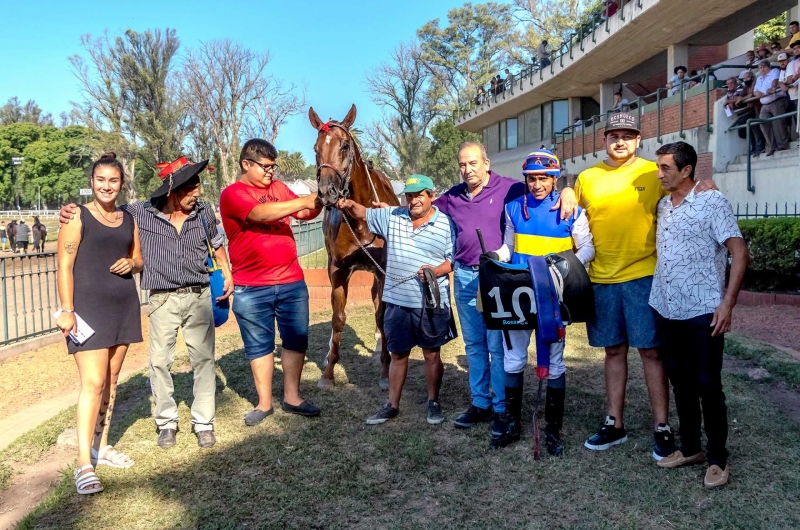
[418,264,434,283]
[336,198,355,210]
[552,187,578,220]
[59,203,78,225]
[304,193,322,210]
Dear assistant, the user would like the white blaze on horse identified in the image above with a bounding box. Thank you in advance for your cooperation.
[309,104,400,390]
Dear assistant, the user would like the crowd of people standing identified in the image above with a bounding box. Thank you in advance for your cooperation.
[55,109,748,495]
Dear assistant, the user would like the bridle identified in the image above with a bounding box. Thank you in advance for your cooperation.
[314,121,379,203]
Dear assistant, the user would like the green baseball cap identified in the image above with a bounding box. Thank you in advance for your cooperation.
[402,174,434,193]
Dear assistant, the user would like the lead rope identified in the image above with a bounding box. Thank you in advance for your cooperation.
[340,214,417,284]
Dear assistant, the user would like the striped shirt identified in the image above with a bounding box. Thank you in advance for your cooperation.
[366,206,454,309]
[122,201,223,290]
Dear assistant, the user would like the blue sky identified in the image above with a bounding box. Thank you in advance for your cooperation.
[0,0,461,163]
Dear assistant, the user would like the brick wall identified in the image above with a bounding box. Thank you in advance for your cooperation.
[554,88,724,163]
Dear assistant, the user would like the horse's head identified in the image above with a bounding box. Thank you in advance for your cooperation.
[308,104,357,207]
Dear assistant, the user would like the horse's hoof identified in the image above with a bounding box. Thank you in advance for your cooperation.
[317,377,335,389]
[378,377,389,391]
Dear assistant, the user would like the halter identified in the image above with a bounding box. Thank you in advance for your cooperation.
[315,121,379,204]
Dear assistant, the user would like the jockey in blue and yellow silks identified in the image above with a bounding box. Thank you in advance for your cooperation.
[488,150,595,453]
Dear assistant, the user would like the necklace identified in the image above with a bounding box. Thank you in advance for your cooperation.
[92,201,119,223]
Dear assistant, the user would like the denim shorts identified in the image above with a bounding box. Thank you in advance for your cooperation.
[586,276,661,349]
[384,302,457,356]
[232,280,309,360]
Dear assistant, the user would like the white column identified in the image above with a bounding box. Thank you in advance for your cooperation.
[667,44,689,81]
[728,30,754,59]
[568,97,582,123]
[599,82,615,116]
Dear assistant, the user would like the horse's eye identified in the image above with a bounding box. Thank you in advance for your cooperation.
[341,142,349,151]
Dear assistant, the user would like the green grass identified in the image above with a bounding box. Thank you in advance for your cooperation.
[0,460,10,490]
[14,306,800,529]
[725,334,800,388]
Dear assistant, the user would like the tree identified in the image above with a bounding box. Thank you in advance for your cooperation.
[364,41,441,178]
[417,3,516,111]
[0,98,54,126]
[276,150,306,180]
[182,39,304,186]
[511,0,598,64]
[70,29,187,202]
[422,118,480,190]
[755,13,787,45]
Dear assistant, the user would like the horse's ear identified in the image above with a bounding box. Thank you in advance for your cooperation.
[342,104,357,129]
[308,107,323,130]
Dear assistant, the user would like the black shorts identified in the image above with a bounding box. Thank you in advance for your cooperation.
[384,302,457,356]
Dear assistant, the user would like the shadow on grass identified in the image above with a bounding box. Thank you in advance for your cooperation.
[16,318,800,529]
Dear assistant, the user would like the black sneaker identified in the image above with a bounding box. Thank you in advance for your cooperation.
[427,400,445,425]
[454,405,493,429]
[366,403,399,425]
[653,423,676,461]
[584,416,628,451]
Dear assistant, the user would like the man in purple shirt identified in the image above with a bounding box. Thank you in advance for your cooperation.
[435,141,576,444]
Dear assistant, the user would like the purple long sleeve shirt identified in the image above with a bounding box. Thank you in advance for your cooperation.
[434,171,525,267]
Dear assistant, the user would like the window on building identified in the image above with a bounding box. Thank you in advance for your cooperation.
[506,118,518,150]
[500,120,507,151]
[524,107,542,146]
[553,100,569,137]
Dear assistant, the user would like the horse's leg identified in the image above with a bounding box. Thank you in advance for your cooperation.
[372,274,390,390]
[318,270,349,389]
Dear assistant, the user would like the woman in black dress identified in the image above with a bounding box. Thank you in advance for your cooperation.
[56,152,144,495]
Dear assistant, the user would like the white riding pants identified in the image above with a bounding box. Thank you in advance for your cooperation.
[502,328,566,379]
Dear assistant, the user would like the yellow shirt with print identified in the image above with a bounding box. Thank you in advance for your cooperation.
[574,157,666,284]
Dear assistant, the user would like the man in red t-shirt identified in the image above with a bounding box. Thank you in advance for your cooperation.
[220,139,322,425]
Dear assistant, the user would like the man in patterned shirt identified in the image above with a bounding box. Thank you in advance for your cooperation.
[649,142,748,489]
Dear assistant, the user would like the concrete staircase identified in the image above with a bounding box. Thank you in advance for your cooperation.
[715,147,800,206]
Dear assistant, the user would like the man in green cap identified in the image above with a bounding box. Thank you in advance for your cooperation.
[337,174,456,425]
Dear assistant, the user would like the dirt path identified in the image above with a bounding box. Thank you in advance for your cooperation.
[732,304,800,361]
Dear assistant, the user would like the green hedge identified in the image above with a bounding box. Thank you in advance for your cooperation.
[738,218,800,291]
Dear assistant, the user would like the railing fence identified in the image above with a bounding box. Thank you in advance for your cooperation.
[735,202,800,220]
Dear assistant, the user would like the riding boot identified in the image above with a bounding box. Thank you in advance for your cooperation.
[490,384,523,448]
[544,385,565,457]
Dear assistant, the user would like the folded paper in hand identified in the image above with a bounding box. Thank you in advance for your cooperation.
[52,310,95,345]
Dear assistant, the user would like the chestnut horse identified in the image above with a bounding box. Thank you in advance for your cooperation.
[309,104,400,389]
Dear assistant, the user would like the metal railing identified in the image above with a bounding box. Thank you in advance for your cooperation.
[735,202,799,219]
[292,219,326,269]
[457,0,639,120]
[552,64,757,166]
[727,108,797,193]
[0,253,59,345]
[0,210,60,219]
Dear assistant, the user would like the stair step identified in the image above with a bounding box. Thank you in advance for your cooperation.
[728,156,800,173]
[733,148,799,165]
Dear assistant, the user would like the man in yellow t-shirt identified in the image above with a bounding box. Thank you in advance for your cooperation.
[576,112,675,461]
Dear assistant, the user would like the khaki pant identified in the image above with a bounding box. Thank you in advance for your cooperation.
[148,287,216,432]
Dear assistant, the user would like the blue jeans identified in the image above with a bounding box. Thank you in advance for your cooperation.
[232,280,310,360]
[454,263,505,413]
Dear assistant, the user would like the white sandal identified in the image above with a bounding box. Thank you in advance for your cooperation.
[74,464,104,495]
[91,445,135,469]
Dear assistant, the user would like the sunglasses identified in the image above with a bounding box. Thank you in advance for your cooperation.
[246,159,277,173]
[525,157,559,169]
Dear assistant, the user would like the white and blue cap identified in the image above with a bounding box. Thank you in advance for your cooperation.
[522,149,561,178]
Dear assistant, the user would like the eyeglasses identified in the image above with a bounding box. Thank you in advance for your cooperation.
[246,159,277,173]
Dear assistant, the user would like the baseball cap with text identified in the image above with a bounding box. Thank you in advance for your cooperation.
[604,112,641,135]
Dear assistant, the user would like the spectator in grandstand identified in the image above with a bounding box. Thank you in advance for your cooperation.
[789,20,800,48]
[779,52,799,112]
[505,68,514,89]
[602,0,618,18]
[573,117,584,130]
[475,86,486,106]
[700,65,717,84]
[667,66,687,96]
[538,40,551,69]
[612,91,630,111]
[490,76,498,96]
[754,60,790,155]
[730,71,766,157]
[770,41,783,57]
[756,45,771,61]
[496,72,506,95]
[723,77,742,108]
[686,70,700,90]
